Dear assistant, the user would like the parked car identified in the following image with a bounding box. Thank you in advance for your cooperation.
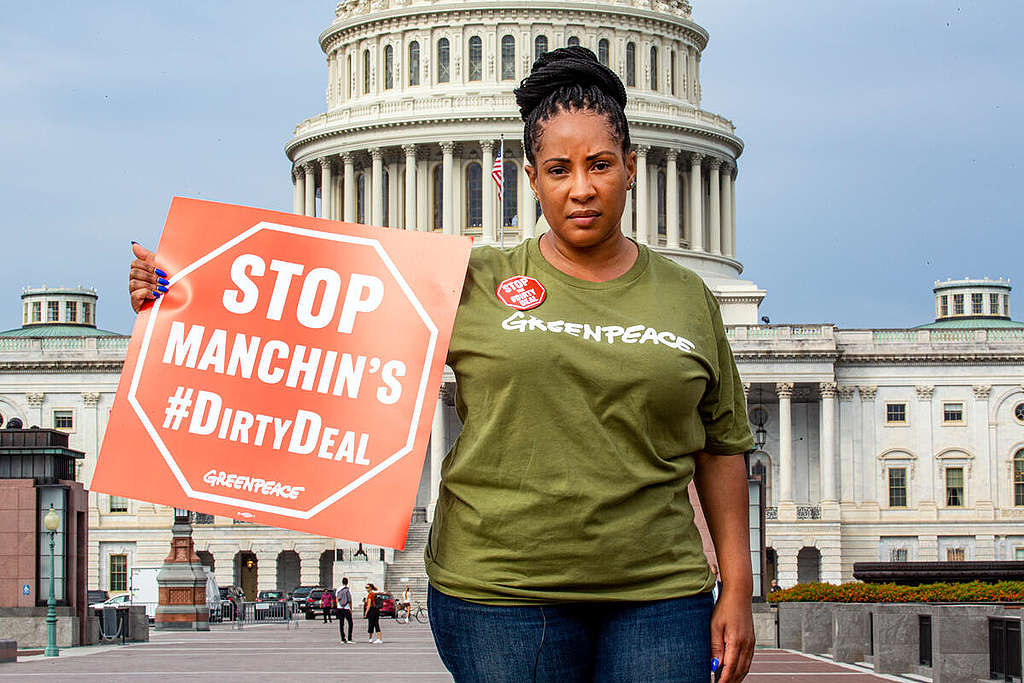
[376,592,397,619]
[290,585,320,616]
[87,589,109,606]
[91,593,131,610]
[304,587,328,619]
[257,590,287,603]
[218,585,245,621]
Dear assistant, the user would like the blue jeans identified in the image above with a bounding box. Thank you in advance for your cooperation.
[428,584,713,683]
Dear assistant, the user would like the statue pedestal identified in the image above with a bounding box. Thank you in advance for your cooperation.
[155,519,210,631]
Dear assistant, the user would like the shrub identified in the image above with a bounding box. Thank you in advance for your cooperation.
[766,580,1024,604]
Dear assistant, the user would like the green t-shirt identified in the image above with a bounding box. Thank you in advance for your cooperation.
[425,237,753,605]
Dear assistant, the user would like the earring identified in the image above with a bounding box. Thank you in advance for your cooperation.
[626,178,635,191]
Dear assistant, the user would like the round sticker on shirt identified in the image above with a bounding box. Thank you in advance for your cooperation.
[496,275,547,311]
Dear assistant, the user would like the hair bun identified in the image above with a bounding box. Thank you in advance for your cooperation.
[514,46,627,122]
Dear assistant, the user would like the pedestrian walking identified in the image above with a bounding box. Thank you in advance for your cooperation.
[336,577,353,643]
[364,583,382,643]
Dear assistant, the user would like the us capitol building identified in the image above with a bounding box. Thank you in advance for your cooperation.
[2,0,1022,602]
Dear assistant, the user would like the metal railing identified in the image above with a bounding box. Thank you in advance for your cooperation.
[232,601,297,630]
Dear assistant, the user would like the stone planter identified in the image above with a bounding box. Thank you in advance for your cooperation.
[801,602,834,654]
[831,603,871,663]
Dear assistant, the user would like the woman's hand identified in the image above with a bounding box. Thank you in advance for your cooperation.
[710,590,755,682]
[128,242,169,312]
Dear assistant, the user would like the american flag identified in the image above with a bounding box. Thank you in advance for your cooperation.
[491,137,504,203]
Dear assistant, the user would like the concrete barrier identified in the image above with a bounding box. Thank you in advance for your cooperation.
[831,604,871,663]
[931,605,991,683]
[801,602,833,654]
[751,603,776,648]
[869,604,921,674]
[776,602,803,650]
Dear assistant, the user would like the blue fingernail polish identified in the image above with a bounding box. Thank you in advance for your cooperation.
[158,277,169,286]
[155,268,167,277]
[711,658,719,672]
[157,285,168,293]
[153,291,162,298]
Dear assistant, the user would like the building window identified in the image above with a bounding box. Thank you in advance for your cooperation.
[1015,403,1024,424]
[501,35,515,80]
[53,410,73,431]
[657,170,666,235]
[362,49,370,94]
[109,554,128,592]
[82,302,92,324]
[356,173,366,224]
[437,38,450,83]
[383,45,393,89]
[890,547,908,562]
[946,547,965,562]
[888,467,907,507]
[625,42,636,87]
[346,54,352,99]
[23,303,28,325]
[942,402,964,423]
[953,293,964,315]
[502,160,518,228]
[32,301,42,323]
[408,41,420,86]
[945,467,964,507]
[65,301,77,323]
[1016,547,1024,560]
[1014,450,1024,506]
[886,403,906,424]
[940,295,948,317]
[432,165,443,230]
[650,46,658,90]
[382,170,390,226]
[47,301,59,322]
[567,36,580,47]
[534,35,548,62]
[971,292,983,315]
[670,49,676,95]
[468,36,482,81]
[1004,294,1010,317]
[109,496,128,513]
[466,162,482,227]
[990,293,1000,315]
[598,38,609,66]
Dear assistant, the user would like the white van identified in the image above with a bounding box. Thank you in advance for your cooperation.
[129,567,160,621]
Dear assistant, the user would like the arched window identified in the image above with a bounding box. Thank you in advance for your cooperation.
[501,35,515,80]
[466,162,482,227]
[535,35,548,63]
[437,38,450,83]
[502,160,518,227]
[625,42,636,87]
[650,46,658,91]
[1014,449,1024,506]
[468,36,482,81]
[362,49,371,94]
[657,169,666,235]
[384,45,394,89]
[567,36,580,47]
[598,38,609,66]
[408,41,420,85]
[356,173,366,224]
[432,165,443,230]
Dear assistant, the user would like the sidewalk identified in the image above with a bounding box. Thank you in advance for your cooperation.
[1,619,906,681]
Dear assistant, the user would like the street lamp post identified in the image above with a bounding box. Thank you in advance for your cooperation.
[43,503,60,657]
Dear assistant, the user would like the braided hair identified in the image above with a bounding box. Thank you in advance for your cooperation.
[514,46,631,167]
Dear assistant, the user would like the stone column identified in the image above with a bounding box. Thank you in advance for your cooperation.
[480,140,496,243]
[387,159,399,228]
[80,392,101,486]
[665,149,679,248]
[155,512,209,631]
[416,155,429,231]
[292,168,304,215]
[777,382,794,514]
[720,164,733,257]
[837,386,857,505]
[440,141,455,234]
[915,385,936,511]
[209,546,235,589]
[819,383,837,506]
[255,549,278,593]
[519,146,535,238]
[428,390,447,522]
[707,158,721,255]
[403,144,417,230]
[730,167,737,257]
[972,385,992,511]
[370,147,384,227]
[342,153,356,223]
[319,158,333,222]
[302,163,316,217]
[688,153,703,251]
[859,386,878,504]
[634,145,650,244]
[298,550,321,587]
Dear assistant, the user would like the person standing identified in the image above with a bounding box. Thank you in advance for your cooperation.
[321,588,334,623]
[364,583,382,644]
[336,578,353,643]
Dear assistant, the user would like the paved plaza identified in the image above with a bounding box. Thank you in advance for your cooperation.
[2,619,906,682]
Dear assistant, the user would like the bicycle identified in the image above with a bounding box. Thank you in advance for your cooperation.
[395,601,428,624]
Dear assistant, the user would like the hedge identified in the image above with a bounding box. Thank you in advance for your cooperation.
[766,580,1024,603]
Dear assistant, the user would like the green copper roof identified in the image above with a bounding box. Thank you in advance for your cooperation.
[916,318,1024,330]
[0,324,126,338]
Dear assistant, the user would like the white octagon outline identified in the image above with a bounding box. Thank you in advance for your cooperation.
[127,221,438,519]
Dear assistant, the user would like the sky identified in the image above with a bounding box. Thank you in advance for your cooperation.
[1,0,1021,334]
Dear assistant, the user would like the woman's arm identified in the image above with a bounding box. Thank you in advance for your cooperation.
[128,243,168,312]
[693,452,755,683]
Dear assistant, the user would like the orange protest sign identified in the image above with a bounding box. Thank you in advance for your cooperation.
[92,197,471,548]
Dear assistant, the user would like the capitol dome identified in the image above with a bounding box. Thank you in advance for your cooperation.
[285,0,764,323]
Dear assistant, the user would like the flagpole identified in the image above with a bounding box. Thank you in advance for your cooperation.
[498,134,505,250]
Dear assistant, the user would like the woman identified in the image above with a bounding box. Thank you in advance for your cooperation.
[128,46,754,682]
[364,583,382,644]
